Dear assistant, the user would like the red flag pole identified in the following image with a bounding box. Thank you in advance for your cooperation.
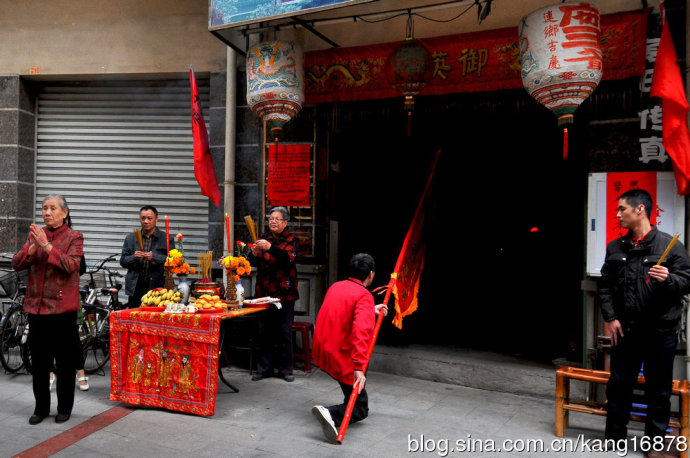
[336,150,440,444]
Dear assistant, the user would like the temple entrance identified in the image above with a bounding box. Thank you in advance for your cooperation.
[329,89,586,363]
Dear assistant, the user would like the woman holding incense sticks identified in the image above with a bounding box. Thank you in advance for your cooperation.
[248,207,299,382]
[599,188,690,448]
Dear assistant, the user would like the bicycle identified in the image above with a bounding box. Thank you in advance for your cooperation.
[79,254,124,373]
[80,302,112,373]
[80,254,123,309]
[0,256,31,374]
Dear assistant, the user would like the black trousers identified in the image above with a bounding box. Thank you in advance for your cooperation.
[28,311,81,416]
[327,381,369,427]
[256,301,294,376]
[605,328,678,439]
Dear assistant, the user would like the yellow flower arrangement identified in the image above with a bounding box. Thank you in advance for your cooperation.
[220,255,252,283]
[165,235,196,276]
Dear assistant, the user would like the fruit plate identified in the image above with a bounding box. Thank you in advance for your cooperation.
[196,308,228,314]
[139,306,166,312]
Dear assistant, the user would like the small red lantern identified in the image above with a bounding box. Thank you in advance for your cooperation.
[385,37,432,136]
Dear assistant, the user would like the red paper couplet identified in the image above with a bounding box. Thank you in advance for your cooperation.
[605,172,657,245]
[267,143,311,207]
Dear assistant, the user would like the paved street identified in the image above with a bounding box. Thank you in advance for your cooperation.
[0,355,660,458]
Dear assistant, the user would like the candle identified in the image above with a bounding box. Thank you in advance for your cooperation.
[225,213,231,255]
[165,215,170,254]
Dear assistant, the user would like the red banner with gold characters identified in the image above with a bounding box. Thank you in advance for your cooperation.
[110,310,223,416]
[305,9,648,104]
[267,143,312,207]
[605,172,657,245]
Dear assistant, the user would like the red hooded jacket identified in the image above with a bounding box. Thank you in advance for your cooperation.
[312,278,375,385]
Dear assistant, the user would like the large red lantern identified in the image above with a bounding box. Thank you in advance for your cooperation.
[385,37,433,136]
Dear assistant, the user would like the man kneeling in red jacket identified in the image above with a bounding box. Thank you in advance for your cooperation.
[311,253,387,443]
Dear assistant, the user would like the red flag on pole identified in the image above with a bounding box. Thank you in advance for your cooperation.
[391,151,439,329]
[336,150,440,443]
[650,1,690,195]
[190,68,221,206]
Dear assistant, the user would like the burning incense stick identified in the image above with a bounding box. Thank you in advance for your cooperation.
[244,215,258,243]
[134,229,143,251]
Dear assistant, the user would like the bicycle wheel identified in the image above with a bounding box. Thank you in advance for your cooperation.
[0,306,26,373]
[80,308,110,373]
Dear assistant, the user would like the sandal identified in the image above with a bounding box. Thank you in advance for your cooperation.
[77,376,89,391]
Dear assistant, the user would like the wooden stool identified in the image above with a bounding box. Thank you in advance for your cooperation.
[292,321,313,373]
[555,366,689,458]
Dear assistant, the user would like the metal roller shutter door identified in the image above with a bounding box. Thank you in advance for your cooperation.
[35,80,211,274]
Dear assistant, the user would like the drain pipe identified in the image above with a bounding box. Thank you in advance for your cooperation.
[224,47,237,253]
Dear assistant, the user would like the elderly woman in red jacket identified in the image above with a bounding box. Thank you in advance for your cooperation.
[311,253,387,443]
[13,194,83,425]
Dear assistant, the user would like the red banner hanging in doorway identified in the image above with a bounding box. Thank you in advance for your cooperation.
[304,9,648,104]
[267,143,312,207]
[605,172,657,245]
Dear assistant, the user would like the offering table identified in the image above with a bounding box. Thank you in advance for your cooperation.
[109,306,268,416]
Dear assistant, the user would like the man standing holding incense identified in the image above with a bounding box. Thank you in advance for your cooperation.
[248,207,299,382]
[599,188,690,447]
[311,253,387,443]
[120,205,175,307]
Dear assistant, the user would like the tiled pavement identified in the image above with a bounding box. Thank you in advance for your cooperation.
[0,360,655,457]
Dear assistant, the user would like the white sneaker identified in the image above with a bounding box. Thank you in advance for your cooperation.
[311,405,338,444]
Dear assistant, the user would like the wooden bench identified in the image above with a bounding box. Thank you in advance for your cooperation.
[555,366,689,458]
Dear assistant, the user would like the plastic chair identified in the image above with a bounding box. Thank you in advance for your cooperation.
[292,321,313,373]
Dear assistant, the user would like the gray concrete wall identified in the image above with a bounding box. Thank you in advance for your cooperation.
[0,0,226,76]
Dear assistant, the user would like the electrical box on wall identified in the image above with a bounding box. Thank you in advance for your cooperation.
[586,172,686,277]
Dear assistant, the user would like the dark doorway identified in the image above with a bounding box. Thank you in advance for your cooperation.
[324,88,586,364]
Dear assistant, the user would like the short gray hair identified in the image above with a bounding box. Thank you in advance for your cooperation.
[43,194,71,227]
[269,206,289,221]
[43,194,69,212]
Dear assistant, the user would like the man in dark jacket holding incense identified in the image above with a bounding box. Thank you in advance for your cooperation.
[120,205,174,307]
[311,253,387,443]
[599,188,690,445]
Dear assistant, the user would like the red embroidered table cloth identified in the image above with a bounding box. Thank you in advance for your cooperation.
[110,307,265,416]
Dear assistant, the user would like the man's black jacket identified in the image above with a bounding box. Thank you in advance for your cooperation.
[599,226,690,331]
